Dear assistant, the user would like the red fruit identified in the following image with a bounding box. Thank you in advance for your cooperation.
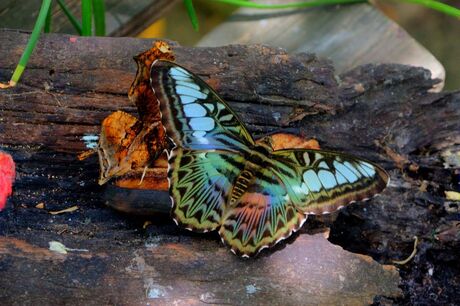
[0,151,15,210]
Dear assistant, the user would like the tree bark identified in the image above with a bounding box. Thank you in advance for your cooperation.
[0,29,459,304]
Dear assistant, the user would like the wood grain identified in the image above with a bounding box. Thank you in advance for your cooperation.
[198,3,445,91]
[1,29,459,304]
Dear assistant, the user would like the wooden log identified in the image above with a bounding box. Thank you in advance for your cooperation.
[1,29,459,304]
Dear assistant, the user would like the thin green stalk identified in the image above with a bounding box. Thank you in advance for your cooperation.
[44,1,52,33]
[211,0,460,18]
[211,0,365,9]
[92,0,106,36]
[56,0,83,35]
[81,0,93,36]
[184,0,200,31]
[0,0,52,88]
[400,0,460,18]
[185,0,365,30]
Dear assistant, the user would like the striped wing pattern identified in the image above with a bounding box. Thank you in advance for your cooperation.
[150,60,389,257]
[270,150,389,214]
[169,148,244,232]
[150,60,254,151]
[219,166,307,256]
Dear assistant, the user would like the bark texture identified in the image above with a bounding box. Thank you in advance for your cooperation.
[1,30,459,304]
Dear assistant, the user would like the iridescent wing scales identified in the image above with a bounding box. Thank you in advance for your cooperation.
[150,60,255,151]
[270,149,389,214]
[150,59,390,257]
[150,59,253,232]
[169,148,245,232]
[219,167,307,256]
[219,150,388,257]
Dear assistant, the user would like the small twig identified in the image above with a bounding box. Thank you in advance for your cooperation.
[393,236,419,265]
[49,206,79,215]
[139,165,149,185]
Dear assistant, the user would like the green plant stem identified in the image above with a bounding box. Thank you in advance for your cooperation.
[81,0,93,36]
[184,0,365,30]
[56,0,83,35]
[44,1,52,33]
[92,0,106,36]
[184,0,200,31]
[211,0,460,18]
[0,0,52,88]
[400,0,460,18]
[211,0,365,9]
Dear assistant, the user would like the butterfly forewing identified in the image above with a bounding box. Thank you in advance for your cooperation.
[270,149,389,214]
[150,60,255,151]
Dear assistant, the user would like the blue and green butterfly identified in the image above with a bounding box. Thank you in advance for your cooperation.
[150,60,389,257]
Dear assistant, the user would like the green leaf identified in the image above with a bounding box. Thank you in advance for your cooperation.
[81,0,93,36]
[210,0,460,18]
[211,0,365,9]
[44,1,52,33]
[56,0,83,35]
[184,0,200,31]
[401,0,460,18]
[92,0,106,36]
[6,0,52,86]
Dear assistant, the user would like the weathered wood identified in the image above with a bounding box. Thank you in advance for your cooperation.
[198,3,445,91]
[1,29,460,304]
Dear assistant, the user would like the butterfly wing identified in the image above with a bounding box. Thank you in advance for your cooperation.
[170,148,245,232]
[150,60,255,151]
[220,149,388,256]
[150,59,389,256]
[269,149,389,214]
[151,60,256,232]
[219,166,306,257]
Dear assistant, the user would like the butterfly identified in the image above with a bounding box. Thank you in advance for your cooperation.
[150,59,389,257]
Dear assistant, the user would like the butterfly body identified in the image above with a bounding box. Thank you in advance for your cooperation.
[150,59,389,257]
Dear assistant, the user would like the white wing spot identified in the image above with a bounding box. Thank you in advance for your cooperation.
[176,85,207,99]
[303,170,322,192]
[318,170,337,189]
[334,161,358,183]
[180,95,197,104]
[183,103,207,117]
[303,152,311,165]
[318,161,329,169]
[174,79,200,90]
[169,67,190,77]
[204,103,215,112]
[188,117,215,131]
[220,114,233,122]
[344,161,363,178]
[360,161,376,177]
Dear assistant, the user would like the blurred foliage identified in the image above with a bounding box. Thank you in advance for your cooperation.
[1,0,459,88]
[377,0,460,90]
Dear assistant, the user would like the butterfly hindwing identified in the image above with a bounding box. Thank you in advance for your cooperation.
[169,147,245,232]
[219,167,307,257]
[270,149,389,214]
[150,60,255,151]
